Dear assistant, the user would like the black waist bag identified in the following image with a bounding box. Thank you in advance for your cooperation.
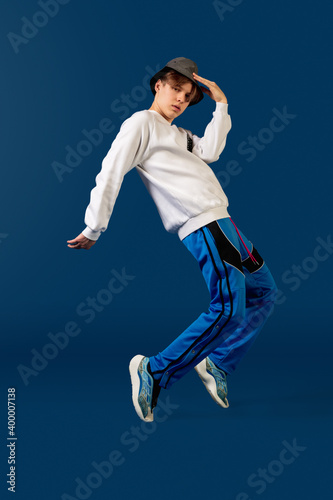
[186,133,193,153]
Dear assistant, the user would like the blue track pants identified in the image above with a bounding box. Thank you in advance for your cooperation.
[149,217,278,389]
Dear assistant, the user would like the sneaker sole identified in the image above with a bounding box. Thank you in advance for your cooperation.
[195,359,229,408]
[129,354,154,422]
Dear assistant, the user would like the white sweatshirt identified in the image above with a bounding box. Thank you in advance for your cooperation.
[82,102,232,241]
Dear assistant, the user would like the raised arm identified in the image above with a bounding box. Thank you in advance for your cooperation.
[190,73,232,163]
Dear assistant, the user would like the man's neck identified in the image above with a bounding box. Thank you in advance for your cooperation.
[149,102,173,124]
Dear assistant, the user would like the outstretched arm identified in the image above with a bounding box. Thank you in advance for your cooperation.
[66,112,151,250]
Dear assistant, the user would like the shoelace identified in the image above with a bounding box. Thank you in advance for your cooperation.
[229,218,259,265]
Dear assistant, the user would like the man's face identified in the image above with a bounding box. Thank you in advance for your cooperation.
[152,79,193,123]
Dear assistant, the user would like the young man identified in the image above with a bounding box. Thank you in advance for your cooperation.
[67,57,277,422]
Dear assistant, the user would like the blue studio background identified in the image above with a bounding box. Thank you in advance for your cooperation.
[1,1,332,499]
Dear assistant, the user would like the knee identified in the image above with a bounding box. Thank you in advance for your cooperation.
[264,280,278,307]
[254,281,278,326]
[209,291,246,329]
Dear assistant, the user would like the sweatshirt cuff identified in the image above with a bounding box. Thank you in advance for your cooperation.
[215,101,229,114]
[82,226,102,241]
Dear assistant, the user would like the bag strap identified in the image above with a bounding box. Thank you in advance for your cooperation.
[186,133,193,153]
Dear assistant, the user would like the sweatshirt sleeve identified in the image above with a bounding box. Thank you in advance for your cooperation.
[81,112,151,241]
[190,102,232,164]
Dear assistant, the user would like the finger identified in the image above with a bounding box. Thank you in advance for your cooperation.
[193,73,214,86]
[193,73,208,83]
[68,241,82,248]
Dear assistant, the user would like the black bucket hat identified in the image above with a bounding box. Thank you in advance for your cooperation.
[150,57,204,107]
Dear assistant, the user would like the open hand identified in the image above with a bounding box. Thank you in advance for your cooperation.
[193,73,228,104]
[67,233,96,250]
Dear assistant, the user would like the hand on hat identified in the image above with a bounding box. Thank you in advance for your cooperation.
[193,73,228,104]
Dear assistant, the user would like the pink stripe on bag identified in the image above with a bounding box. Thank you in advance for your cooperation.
[229,218,259,265]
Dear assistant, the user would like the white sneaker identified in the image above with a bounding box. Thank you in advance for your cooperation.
[195,357,229,408]
[129,355,161,421]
